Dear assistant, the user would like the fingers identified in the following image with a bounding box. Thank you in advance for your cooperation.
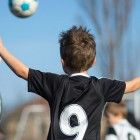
[0,38,4,48]
[0,38,4,60]
[0,38,2,45]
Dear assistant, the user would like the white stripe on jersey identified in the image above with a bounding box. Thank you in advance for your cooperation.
[70,73,90,77]
[105,134,118,140]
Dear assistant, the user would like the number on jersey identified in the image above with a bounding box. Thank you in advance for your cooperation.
[59,104,88,140]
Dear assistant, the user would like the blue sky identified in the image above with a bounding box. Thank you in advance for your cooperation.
[0,0,140,112]
[0,0,91,111]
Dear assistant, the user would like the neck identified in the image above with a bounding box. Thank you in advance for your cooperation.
[72,71,88,75]
[112,117,125,125]
[81,71,88,74]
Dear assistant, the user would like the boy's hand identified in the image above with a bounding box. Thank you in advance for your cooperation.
[0,38,4,52]
[0,38,4,61]
[125,77,140,93]
[0,38,2,47]
[0,38,3,47]
[0,38,29,80]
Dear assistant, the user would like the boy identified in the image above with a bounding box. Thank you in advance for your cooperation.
[0,26,140,140]
[104,102,140,140]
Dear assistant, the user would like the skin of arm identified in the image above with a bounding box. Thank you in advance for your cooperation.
[125,77,140,94]
[0,39,29,80]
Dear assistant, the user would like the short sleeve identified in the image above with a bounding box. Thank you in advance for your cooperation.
[99,78,126,103]
[27,68,60,103]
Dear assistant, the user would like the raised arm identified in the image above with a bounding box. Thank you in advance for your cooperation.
[125,77,140,94]
[0,39,29,80]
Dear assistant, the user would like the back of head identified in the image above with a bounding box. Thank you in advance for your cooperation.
[59,26,96,73]
[105,102,128,118]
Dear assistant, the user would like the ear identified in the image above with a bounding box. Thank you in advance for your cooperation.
[61,59,65,66]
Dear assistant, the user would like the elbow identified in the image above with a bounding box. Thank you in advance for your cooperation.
[16,68,28,80]
[125,83,139,94]
[16,72,23,78]
[125,78,140,94]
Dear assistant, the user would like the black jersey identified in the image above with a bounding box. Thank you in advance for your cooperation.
[28,69,126,140]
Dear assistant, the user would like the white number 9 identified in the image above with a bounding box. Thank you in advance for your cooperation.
[59,104,88,140]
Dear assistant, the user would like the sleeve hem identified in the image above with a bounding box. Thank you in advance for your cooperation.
[27,68,33,92]
[115,82,126,103]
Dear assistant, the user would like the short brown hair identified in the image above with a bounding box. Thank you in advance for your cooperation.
[59,26,96,73]
[104,102,128,118]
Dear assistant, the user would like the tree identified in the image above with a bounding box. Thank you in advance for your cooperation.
[79,0,133,79]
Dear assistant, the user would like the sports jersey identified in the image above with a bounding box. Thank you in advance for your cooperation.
[28,69,126,140]
[105,119,140,140]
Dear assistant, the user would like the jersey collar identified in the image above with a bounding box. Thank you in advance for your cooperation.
[70,73,90,78]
